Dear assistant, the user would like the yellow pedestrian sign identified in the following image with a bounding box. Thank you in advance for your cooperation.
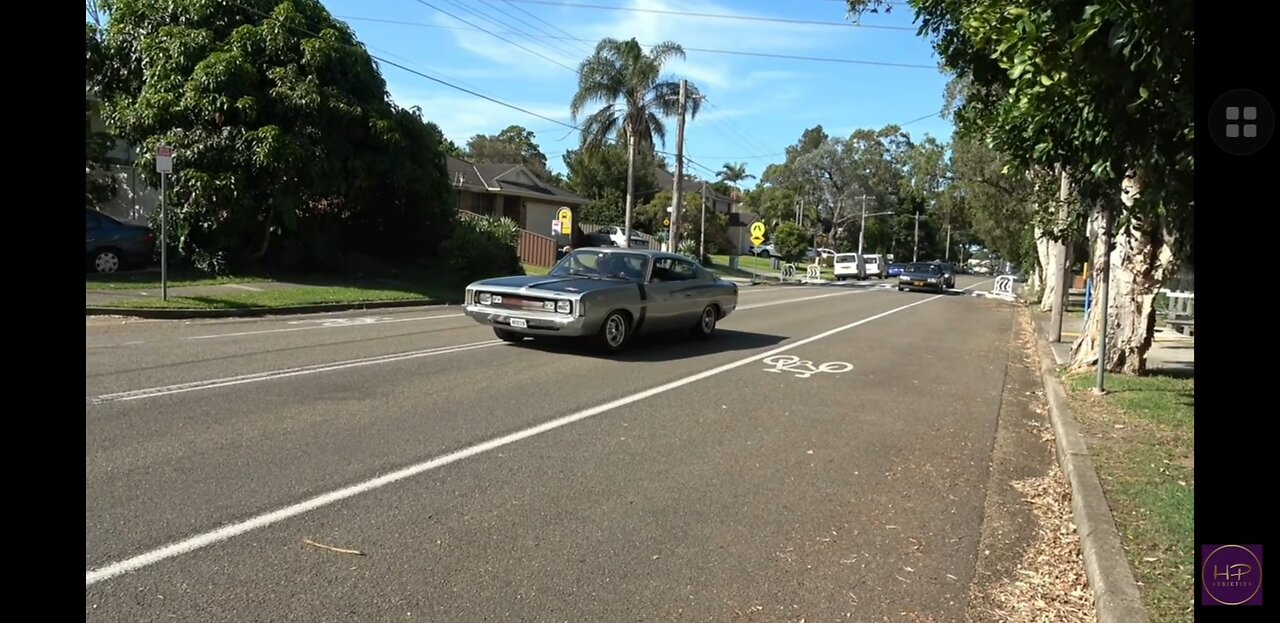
[749,221,766,246]
[556,207,573,237]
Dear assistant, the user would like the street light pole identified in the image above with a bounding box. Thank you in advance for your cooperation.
[913,211,920,262]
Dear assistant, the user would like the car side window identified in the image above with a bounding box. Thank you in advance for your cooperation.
[86,211,100,229]
[669,259,698,281]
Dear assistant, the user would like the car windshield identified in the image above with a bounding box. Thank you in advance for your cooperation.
[549,249,650,282]
[904,263,940,274]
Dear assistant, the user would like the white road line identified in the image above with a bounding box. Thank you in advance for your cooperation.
[738,289,866,310]
[186,313,465,340]
[88,340,503,404]
[224,284,264,292]
[83,293,943,586]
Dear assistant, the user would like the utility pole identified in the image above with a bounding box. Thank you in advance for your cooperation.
[668,79,688,253]
[1095,205,1114,394]
[699,186,707,261]
[944,221,951,260]
[913,211,920,262]
[1049,167,1071,343]
[855,195,874,258]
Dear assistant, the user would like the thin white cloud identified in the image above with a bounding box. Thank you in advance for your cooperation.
[388,83,574,145]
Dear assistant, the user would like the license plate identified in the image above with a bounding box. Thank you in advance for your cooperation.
[509,318,528,328]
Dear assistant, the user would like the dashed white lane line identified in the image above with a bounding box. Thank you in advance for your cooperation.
[84,293,944,587]
[87,340,504,405]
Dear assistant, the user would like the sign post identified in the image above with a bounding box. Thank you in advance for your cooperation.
[156,145,174,301]
[749,221,766,283]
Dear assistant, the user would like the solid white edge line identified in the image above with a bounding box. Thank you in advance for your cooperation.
[85,292,944,587]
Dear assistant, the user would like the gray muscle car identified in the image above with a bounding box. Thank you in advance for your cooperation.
[463,247,739,353]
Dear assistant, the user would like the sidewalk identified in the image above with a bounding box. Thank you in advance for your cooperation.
[1041,311,1194,376]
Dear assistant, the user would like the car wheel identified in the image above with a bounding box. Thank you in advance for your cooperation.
[92,249,121,274]
[692,304,718,339]
[494,327,525,343]
[595,311,630,353]
[897,286,904,292]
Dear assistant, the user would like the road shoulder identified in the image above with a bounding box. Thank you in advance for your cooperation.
[963,306,1098,622]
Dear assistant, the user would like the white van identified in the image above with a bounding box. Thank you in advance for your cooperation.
[864,254,884,278]
[833,253,866,281]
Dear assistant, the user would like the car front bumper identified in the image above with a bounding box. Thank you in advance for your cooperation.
[464,305,595,337]
[898,279,944,291]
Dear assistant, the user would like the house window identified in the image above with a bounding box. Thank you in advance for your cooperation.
[470,192,488,214]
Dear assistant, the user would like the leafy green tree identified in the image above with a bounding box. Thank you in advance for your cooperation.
[465,125,554,182]
[771,222,810,263]
[569,37,700,248]
[845,0,1193,374]
[562,142,659,207]
[88,0,456,272]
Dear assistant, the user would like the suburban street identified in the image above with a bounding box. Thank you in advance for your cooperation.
[85,275,1049,621]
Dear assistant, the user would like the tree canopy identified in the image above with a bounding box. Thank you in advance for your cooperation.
[87,0,456,271]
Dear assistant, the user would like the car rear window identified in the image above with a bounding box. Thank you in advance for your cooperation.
[835,254,856,263]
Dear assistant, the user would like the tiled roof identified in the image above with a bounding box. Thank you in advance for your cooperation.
[447,156,588,204]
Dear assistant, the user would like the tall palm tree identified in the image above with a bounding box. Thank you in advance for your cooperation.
[716,162,755,197]
[570,37,700,247]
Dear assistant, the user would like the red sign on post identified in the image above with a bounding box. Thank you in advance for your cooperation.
[156,145,174,174]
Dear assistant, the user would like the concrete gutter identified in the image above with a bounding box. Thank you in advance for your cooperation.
[1034,335,1150,623]
[86,298,456,319]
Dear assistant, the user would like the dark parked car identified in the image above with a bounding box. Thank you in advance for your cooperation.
[897,262,947,294]
[86,208,156,273]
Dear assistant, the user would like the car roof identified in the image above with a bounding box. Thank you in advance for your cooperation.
[571,246,683,261]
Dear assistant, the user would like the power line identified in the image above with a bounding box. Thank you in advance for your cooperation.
[335,14,936,69]
[500,0,596,55]
[449,0,586,62]
[499,0,918,31]
[410,0,579,74]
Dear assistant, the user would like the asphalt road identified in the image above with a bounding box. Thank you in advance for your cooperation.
[87,275,1024,621]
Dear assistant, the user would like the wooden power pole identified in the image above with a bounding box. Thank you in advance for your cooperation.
[668,79,688,252]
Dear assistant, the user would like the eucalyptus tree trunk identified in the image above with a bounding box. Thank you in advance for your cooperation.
[1069,170,1179,374]
[1035,225,1054,310]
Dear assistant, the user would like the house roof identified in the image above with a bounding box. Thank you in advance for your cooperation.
[447,156,589,205]
[653,167,735,203]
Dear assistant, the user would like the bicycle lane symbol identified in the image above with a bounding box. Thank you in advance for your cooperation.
[762,355,854,379]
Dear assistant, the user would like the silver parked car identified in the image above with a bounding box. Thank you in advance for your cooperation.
[463,247,739,353]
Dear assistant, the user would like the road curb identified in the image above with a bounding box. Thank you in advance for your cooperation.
[85,298,457,319]
[1033,328,1150,623]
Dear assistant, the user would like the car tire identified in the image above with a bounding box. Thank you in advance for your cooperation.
[595,310,631,353]
[897,286,904,291]
[92,249,121,274]
[494,327,525,343]
[692,304,718,339]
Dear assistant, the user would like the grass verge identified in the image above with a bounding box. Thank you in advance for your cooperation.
[86,268,268,290]
[100,283,456,310]
[1061,371,1194,623]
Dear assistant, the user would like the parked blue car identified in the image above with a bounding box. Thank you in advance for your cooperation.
[886,263,905,278]
[86,208,156,273]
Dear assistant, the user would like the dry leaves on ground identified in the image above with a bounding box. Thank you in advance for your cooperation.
[967,474,1096,623]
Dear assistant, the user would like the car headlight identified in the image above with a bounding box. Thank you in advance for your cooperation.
[556,300,572,314]
[478,292,492,304]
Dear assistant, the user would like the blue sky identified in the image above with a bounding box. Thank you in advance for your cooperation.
[322,0,954,188]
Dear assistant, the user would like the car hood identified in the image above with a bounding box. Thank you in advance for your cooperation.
[471,275,633,294]
[899,272,941,279]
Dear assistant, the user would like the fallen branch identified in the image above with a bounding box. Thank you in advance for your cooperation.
[303,538,365,556]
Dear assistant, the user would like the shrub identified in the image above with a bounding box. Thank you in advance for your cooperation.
[439,217,521,285]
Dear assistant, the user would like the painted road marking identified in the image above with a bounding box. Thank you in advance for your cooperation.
[85,293,945,586]
[186,313,465,340]
[87,340,504,405]
[761,355,854,378]
[224,284,264,292]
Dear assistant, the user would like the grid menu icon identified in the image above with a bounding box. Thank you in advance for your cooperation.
[1225,107,1258,138]
[1211,90,1272,155]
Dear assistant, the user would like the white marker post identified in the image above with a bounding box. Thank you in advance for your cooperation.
[155,145,174,301]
